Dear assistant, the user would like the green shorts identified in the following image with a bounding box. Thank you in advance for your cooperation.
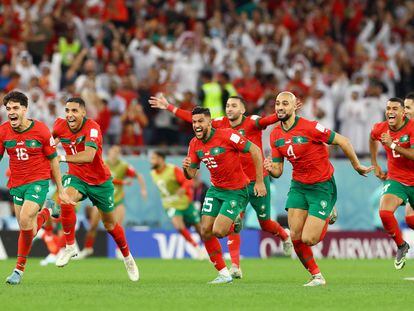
[382,179,414,206]
[10,179,49,207]
[165,203,200,225]
[201,186,248,221]
[246,176,271,220]
[63,174,115,213]
[285,177,337,220]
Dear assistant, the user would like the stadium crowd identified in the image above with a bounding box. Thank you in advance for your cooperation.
[0,0,413,155]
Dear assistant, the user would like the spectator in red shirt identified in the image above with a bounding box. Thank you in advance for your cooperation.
[120,102,148,154]
[233,62,264,113]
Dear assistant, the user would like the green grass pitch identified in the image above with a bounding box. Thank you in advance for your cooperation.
[1,258,414,310]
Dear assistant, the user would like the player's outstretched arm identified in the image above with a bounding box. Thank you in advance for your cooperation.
[149,94,192,123]
[59,146,97,164]
[332,133,374,176]
[182,156,197,180]
[137,173,148,200]
[264,156,284,178]
[49,157,75,205]
[247,143,267,197]
[369,136,387,180]
[380,130,414,161]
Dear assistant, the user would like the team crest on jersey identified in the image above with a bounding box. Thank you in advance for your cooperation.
[320,200,327,209]
[399,135,409,143]
[238,129,245,136]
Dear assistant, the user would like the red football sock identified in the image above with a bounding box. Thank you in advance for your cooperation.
[293,240,320,275]
[227,233,240,267]
[179,228,198,247]
[84,233,96,249]
[204,237,226,271]
[108,223,130,257]
[57,234,66,249]
[319,219,330,242]
[16,229,34,272]
[60,203,77,245]
[259,219,288,241]
[405,215,414,230]
[36,209,50,232]
[379,210,404,246]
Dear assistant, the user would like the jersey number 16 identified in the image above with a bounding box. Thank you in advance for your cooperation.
[16,148,29,161]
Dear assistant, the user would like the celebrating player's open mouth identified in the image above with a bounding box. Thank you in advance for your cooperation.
[386,112,397,126]
[8,114,20,128]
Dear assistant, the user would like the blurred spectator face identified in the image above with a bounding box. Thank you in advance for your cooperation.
[241,63,251,77]
[293,69,303,82]
[48,102,56,115]
[106,63,116,75]
[1,64,10,77]
[29,77,40,89]
[183,91,194,102]
[84,59,96,75]
[225,98,245,121]
[351,91,359,101]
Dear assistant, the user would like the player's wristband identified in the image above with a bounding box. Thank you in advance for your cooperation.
[390,142,397,150]
[167,104,177,114]
[60,155,67,162]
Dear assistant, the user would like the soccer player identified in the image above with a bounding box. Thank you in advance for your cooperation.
[149,94,292,279]
[183,107,266,284]
[370,97,414,270]
[1,91,72,285]
[150,150,205,258]
[78,145,147,259]
[265,91,372,286]
[53,97,139,281]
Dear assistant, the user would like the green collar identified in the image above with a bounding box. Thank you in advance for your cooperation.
[231,115,246,129]
[13,119,34,133]
[68,117,87,133]
[282,115,300,132]
[202,128,215,143]
[389,117,409,132]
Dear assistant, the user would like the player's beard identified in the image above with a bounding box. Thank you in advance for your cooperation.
[278,112,292,122]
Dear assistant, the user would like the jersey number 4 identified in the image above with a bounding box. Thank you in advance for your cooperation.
[287,145,297,159]
[16,148,29,161]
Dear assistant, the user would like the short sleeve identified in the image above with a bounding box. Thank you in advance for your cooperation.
[225,130,251,153]
[0,133,4,161]
[308,121,335,144]
[187,140,200,169]
[41,125,57,159]
[270,132,284,163]
[409,125,414,148]
[85,124,101,149]
[52,119,61,138]
[125,165,137,178]
[370,123,381,141]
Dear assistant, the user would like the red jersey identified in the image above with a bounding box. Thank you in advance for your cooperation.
[0,120,57,188]
[170,105,278,181]
[371,118,414,186]
[53,118,111,185]
[188,128,251,190]
[270,116,336,184]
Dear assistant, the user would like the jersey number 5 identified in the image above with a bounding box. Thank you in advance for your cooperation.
[16,148,29,161]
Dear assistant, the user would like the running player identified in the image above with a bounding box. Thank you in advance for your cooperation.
[1,91,72,285]
[53,97,139,281]
[265,91,372,286]
[78,145,147,259]
[150,150,204,258]
[183,107,266,284]
[370,97,414,270]
[149,94,292,279]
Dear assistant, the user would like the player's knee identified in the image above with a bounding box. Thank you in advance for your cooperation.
[19,214,34,229]
[289,229,302,241]
[201,226,212,241]
[302,235,318,246]
[102,220,115,231]
[212,227,228,239]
